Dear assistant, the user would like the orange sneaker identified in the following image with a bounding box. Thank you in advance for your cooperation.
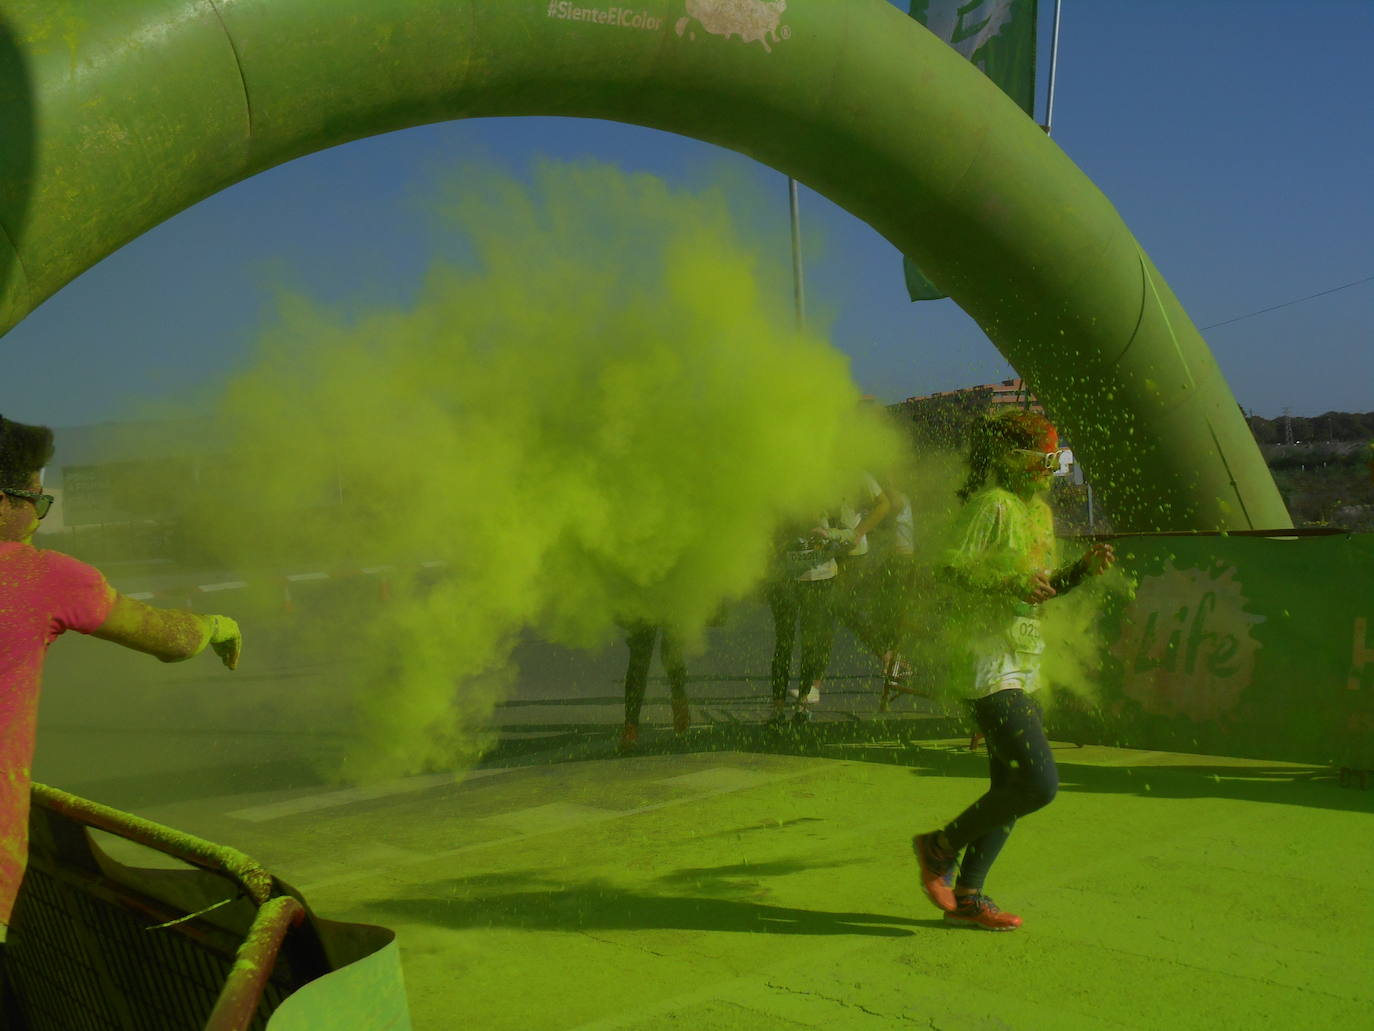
[943,894,1022,931]
[671,700,691,735]
[911,833,958,912]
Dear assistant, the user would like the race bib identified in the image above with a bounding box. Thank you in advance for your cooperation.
[1008,615,1045,655]
[784,548,822,578]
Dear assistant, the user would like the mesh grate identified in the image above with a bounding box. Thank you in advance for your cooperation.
[8,865,288,1031]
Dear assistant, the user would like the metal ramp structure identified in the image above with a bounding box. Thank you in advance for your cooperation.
[7,784,411,1030]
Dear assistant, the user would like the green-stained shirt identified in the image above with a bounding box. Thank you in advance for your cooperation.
[944,487,1057,621]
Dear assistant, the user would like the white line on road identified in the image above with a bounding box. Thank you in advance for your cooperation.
[198,581,250,592]
[292,762,818,894]
[227,767,514,823]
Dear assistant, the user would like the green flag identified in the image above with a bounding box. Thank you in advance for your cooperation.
[903,0,1039,301]
[904,256,947,301]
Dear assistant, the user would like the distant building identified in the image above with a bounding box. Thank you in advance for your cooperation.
[35,419,215,534]
[905,377,1042,412]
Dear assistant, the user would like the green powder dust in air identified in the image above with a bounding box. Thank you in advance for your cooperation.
[180,160,902,782]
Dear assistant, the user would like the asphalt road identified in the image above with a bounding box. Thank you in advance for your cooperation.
[28,583,1374,1030]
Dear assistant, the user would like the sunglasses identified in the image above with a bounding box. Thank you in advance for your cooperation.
[1,488,54,519]
[1011,448,1066,471]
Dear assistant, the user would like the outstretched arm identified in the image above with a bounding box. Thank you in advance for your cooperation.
[1050,542,1116,594]
[943,563,1057,604]
[91,593,241,669]
[850,487,892,543]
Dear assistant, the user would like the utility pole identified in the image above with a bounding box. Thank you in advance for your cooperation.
[788,177,806,332]
[1043,0,1064,135]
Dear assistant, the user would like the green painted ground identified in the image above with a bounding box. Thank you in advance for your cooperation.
[124,738,1373,1030]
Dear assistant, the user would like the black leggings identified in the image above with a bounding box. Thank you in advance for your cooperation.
[942,688,1059,892]
[765,578,835,704]
[622,623,686,726]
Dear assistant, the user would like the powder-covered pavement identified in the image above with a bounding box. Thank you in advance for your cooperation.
[103,719,1371,1031]
[32,600,1374,1029]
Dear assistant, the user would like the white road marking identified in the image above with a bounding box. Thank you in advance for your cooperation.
[294,762,817,894]
[484,802,622,835]
[227,767,512,823]
[657,767,778,792]
[198,580,249,592]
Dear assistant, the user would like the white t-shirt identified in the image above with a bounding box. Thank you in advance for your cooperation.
[839,473,885,557]
[784,514,839,581]
[1054,448,1075,478]
[890,490,914,556]
[796,554,838,581]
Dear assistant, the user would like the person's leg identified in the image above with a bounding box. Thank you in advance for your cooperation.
[796,579,837,711]
[941,688,1059,891]
[810,558,863,703]
[875,556,915,659]
[766,581,798,710]
[621,622,657,739]
[659,628,690,733]
[951,748,1014,895]
[837,555,884,656]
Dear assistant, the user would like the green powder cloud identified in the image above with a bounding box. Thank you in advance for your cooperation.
[180,160,901,781]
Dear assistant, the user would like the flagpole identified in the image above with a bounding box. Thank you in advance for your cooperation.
[1043,0,1064,135]
[1041,0,1088,529]
[788,177,806,331]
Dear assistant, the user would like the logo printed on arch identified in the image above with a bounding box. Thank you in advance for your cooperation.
[545,2,665,32]
[674,0,790,53]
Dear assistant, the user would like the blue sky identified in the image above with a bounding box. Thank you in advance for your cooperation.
[3,0,1370,428]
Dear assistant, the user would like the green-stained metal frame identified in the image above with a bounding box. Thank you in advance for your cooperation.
[19,782,411,1028]
[0,0,1288,531]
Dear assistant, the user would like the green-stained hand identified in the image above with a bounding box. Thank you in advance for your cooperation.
[1023,569,1057,603]
[208,615,242,670]
[1082,542,1116,575]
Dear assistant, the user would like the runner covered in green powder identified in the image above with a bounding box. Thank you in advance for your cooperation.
[912,409,1114,930]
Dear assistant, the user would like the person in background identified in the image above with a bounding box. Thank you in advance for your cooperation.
[764,514,843,729]
[797,473,891,710]
[617,621,688,753]
[865,481,918,711]
[0,415,242,1018]
[910,409,1114,931]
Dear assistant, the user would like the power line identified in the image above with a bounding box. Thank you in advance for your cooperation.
[1200,274,1374,331]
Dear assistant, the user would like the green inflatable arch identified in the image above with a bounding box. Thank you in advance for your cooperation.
[0,0,1288,531]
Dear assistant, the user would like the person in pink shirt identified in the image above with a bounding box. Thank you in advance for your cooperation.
[0,414,242,1017]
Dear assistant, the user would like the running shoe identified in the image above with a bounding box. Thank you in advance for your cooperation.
[804,685,820,705]
[943,893,1022,931]
[671,699,691,735]
[617,723,639,753]
[764,709,790,732]
[911,833,958,912]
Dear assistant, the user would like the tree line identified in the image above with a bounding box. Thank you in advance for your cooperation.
[1246,410,1374,446]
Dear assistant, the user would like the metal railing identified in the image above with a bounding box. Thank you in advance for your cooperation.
[10,784,318,1030]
